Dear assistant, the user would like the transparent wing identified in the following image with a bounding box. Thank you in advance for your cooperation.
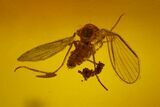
[18,36,74,61]
[106,31,140,84]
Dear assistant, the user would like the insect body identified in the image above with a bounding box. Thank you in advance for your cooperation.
[67,40,93,68]
[67,24,103,68]
[15,14,140,91]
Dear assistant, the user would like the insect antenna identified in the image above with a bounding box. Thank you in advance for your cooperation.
[14,43,73,78]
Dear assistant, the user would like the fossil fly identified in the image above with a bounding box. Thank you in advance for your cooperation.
[15,14,140,91]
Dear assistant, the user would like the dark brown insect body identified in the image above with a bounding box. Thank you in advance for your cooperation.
[67,24,100,68]
[67,41,93,68]
[15,15,140,91]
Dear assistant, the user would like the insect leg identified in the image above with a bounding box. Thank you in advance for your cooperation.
[15,42,73,78]
[14,66,56,77]
[110,14,124,31]
[92,53,108,91]
[87,59,98,65]
[49,41,74,74]
[95,41,107,51]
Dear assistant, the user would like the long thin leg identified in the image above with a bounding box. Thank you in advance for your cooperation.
[95,41,107,51]
[51,42,73,74]
[92,53,108,91]
[110,14,124,31]
[15,42,73,78]
[87,59,98,65]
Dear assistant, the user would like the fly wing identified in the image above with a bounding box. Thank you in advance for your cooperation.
[105,31,140,84]
[18,36,74,61]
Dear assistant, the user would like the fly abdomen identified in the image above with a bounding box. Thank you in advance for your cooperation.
[67,51,84,68]
[67,42,93,68]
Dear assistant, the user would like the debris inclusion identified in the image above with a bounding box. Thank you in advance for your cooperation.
[78,62,105,81]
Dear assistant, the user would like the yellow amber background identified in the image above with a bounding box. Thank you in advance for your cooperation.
[0,0,160,107]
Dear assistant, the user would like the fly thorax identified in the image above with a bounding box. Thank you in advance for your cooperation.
[77,24,99,42]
